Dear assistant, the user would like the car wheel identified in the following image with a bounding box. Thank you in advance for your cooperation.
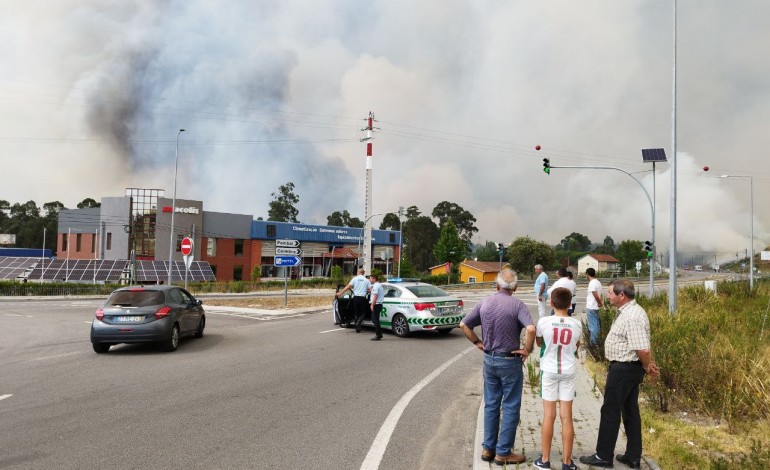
[193,315,205,338]
[92,343,110,354]
[437,328,454,335]
[162,324,180,352]
[391,314,410,338]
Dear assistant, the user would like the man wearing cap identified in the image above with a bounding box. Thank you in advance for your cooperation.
[336,268,371,332]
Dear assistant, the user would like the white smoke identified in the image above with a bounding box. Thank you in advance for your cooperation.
[0,0,768,256]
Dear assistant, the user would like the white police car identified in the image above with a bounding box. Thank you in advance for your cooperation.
[333,278,465,337]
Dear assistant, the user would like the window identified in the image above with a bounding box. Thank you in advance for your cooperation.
[468,276,477,284]
[76,233,82,252]
[234,239,244,256]
[91,235,96,254]
[266,224,276,238]
[389,233,395,243]
[176,234,184,252]
[106,232,112,250]
[233,265,243,281]
[168,288,184,304]
[207,238,217,256]
[62,234,68,252]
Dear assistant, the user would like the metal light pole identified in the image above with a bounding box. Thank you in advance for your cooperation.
[548,164,655,298]
[167,129,186,284]
[41,227,46,283]
[397,206,404,278]
[358,212,386,271]
[669,0,679,314]
[719,175,754,290]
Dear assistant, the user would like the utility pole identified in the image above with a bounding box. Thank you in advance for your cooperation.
[361,112,377,275]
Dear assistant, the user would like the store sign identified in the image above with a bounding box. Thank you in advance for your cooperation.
[162,206,200,214]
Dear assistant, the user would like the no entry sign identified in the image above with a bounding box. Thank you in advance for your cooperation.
[180,237,193,256]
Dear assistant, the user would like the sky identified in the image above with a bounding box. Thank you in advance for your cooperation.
[1,0,768,263]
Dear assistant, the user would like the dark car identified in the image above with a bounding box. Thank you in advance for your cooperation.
[90,285,205,353]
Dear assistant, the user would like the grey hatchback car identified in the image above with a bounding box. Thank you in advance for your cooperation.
[90,285,205,353]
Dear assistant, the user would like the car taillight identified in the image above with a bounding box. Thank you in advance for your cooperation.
[414,303,436,311]
[457,300,464,308]
[155,306,172,320]
[95,308,104,321]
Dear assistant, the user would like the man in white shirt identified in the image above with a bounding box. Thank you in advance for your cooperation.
[548,268,576,316]
[585,268,603,344]
[336,268,371,333]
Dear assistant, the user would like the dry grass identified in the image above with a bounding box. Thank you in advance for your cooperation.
[204,294,333,310]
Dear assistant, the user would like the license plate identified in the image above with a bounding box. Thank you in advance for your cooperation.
[115,316,142,322]
[439,306,454,315]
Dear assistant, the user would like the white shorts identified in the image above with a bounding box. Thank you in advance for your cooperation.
[540,371,577,402]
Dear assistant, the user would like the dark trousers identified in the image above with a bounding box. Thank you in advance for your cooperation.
[371,304,383,338]
[353,296,368,329]
[596,361,645,461]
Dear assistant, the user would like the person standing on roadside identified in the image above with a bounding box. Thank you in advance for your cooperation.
[567,271,577,315]
[368,273,384,341]
[336,268,370,333]
[534,287,582,470]
[534,264,549,318]
[548,268,576,316]
[459,269,536,466]
[585,268,603,344]
[580,279,660,469]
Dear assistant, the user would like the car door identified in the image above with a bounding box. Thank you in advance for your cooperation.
[167,288,190,333]
[179,288,202,333]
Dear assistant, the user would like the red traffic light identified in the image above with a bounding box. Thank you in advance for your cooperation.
[535,145,541,151]
[703,165,709,171]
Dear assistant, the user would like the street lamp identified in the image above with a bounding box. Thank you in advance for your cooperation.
[65,227,81,282]
[719,174,754,290]
[167,129,186,284]
[358,212,386,270]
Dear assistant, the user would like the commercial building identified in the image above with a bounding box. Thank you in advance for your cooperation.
[57,188,401,282]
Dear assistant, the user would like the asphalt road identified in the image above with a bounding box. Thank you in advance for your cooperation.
[0,296,494,470]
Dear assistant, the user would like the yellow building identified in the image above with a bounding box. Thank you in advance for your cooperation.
[430,259,509,283]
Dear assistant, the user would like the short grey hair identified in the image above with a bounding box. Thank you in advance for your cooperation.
[534,264,543,271]
[496,269,518,291]
[610,279,636,299]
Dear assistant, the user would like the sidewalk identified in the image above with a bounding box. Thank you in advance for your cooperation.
[472,359,660,469]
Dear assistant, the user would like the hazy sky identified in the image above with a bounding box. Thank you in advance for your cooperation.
[1,0,768,262]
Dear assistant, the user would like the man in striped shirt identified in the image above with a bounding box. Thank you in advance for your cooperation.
[535,287,582,470]
[580,279,660,469]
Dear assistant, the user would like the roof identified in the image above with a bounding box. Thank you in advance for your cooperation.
[461,259,508,273]
[583,254,619,262]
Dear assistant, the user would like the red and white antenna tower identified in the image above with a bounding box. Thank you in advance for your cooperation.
[361,111,377,274]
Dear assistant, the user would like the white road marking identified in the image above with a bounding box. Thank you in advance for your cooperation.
[30,352,81,362]
[360,346,474,470]
[319,327,347,334]
[0,394,13,401]
[83,321,92,324]
[3,313,23,317]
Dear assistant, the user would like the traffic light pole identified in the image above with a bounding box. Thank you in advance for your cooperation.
[549,165,655,298]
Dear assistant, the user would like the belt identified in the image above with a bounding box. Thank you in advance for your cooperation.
[610,360,641,365]
[354,295,366,298]
[484,350,522,358]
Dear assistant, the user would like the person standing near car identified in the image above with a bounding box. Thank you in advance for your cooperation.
[459,269,535,466]
[368,273,385,341]
[534,264,549,318]
[336,268,370,333]
[585,268,603,344]
[580,279,660,469]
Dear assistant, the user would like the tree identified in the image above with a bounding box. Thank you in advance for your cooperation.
[474,241,501,262]
[507,236,556,278]
[379,213,401,231]
[326,210,363,228]
[431,201,478,248]
[433,220,466,269]
[615,239,644,274]
[77,198,100,209]
[594,235,616,255]
[267,182,299,223]
[402,215,439,272]
[559,232,592,251]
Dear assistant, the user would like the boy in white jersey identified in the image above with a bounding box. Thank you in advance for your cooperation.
[534,287,582,470]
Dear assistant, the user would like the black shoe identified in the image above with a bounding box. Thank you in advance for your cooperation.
[579,453,613,468]
[370,336,381,341]
[615,454,640,469]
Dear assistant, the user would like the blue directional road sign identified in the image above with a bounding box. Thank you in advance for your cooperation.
[274,255,301,267]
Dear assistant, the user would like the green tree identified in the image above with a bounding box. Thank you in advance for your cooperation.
[433,220,466,269]
[474,241,501,262]
[379,213,401,230]
[431,201,478,248]
[326,210,363,228]
[559,232,592,251]
[507,236,556,278]
[594,235,616,255]
[77,198,101,209]
[267,182,300,222]
[402,215,439,272]
[615,239,644,274]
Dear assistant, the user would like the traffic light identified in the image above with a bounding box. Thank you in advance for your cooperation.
[542,158,550,175]
[644,240,653,258]
[497,243,504,254]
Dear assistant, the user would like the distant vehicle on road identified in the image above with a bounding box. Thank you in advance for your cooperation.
[90,285,205,353]
[694,265,703,271]
[333,279,464,337]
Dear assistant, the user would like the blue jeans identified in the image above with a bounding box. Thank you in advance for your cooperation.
[482,353,524,456]
[587,309,600,344]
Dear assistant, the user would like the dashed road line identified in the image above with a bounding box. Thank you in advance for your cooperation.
[0,394,12,401]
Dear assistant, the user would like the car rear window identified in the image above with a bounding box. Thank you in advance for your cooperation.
[106,290,165,307]
[405,285,450,298]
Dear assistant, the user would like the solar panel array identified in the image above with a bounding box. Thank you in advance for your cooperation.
[641,148,667,162]
[0,257,40,280]
[0,257,215,283]
[26,259,128,282]
[135,260,216,282]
